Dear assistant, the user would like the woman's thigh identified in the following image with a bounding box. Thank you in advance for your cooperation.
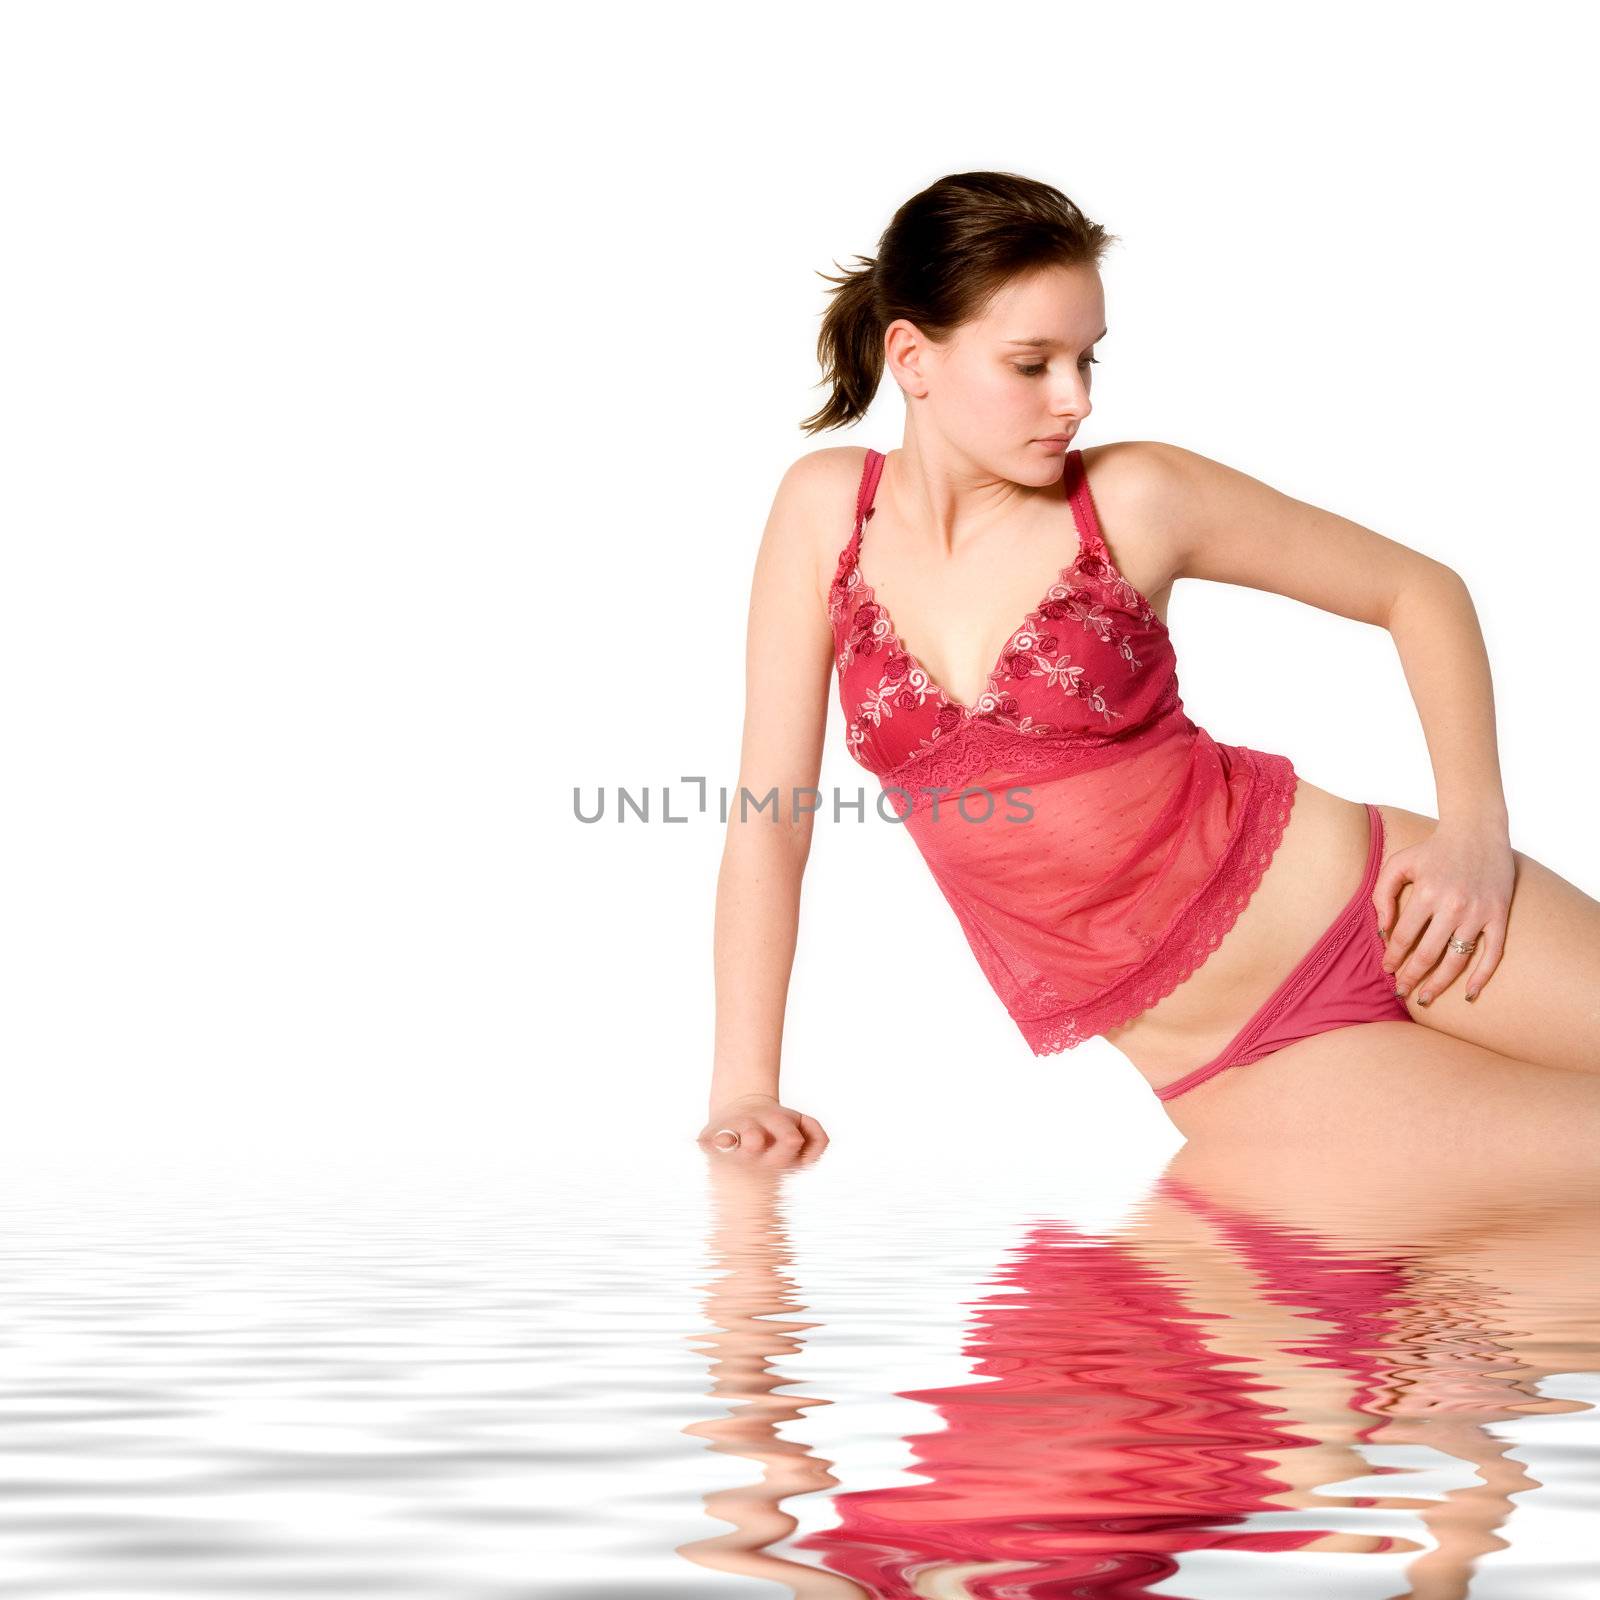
[1162,1015,1600,1174]
[1163,1078,1600,1394]
[1165,1062,1600,1246]
[1376,803,1600,1073]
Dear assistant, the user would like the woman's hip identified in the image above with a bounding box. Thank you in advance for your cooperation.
[1104,778,1377,1085]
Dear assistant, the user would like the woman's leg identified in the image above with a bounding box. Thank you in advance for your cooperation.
[1159,1127,1600,1445]
[1162,1014,1600,1164]
[1375,804,1600,1074]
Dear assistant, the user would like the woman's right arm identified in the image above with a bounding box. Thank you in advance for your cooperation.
[699,451,845,1155]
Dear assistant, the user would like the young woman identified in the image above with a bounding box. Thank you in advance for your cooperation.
[701,170,1600,1155]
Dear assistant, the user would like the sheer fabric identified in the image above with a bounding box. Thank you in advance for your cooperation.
[828,446,1299,1052]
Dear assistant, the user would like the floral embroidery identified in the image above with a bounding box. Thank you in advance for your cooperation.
[827,489,1168,775]
[981,591,1133,728]
[1036,581,1145,673]
[1079,550,1161,630]
[858,663,941,728]
[831,556,980,753]
[1003,649,1123,726]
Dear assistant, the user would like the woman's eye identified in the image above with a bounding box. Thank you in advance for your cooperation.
[1011,356,1099,377]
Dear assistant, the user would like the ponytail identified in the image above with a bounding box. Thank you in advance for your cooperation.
[801,255,884,436]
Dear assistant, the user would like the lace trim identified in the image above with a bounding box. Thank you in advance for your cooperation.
[1013,748,1302,1054]
[869,681,1189,811]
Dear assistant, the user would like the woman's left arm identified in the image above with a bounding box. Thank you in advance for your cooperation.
[1105,440,1515,1005]
[1376,569,1510,998]
[1376,569,1511,1003]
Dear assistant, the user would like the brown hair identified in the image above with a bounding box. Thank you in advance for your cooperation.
[802,170,1118,436]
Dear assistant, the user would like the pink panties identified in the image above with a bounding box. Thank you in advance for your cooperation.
[1155,802,1413,1104]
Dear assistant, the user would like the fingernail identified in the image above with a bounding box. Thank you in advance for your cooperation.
[1417,992,1431,1006]
[1378,927,1389,939]
[1395,985,1408,998]
[1466,990,1478,1003]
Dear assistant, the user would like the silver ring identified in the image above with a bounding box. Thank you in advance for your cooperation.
[712,1128,741,1148]
[1448,935,1480,956]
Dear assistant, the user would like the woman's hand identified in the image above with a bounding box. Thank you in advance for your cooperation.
[697,1093,828,1156]
[1374,816,1515,1006]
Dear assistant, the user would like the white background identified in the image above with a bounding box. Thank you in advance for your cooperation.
[3,1,1596,1169]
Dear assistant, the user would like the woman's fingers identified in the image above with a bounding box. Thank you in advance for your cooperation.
[1373,824,1513,1007]
[1463,920,1503,1002]
[796,1114,829,1147]
[698,1104,827,1156]
[1407,923,1475,1004]
[1372,866,1404,959]
[699,1110,771,1151]
[1384,902,1498,1005]
[1378,905,1427,980]
[757,1114,807,1154]
[1393,925,1448,998]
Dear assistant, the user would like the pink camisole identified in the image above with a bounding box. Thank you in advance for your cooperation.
[827,447,1300,1053]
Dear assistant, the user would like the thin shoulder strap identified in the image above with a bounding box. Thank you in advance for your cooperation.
[1064,448,1107,554]
[854,447,886,537]
[832,448,885,588]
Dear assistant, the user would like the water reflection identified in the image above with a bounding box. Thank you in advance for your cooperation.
[1,1139,1592,1595]
[684,1144,1600,1597]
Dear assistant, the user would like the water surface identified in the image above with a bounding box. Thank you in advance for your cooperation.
[2,1143,1596,1597]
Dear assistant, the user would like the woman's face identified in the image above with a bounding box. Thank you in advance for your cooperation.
[888,261,1106,481]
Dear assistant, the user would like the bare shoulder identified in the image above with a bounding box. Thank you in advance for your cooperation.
[1083,440,1430,620]
[765,445,868,612]
[779,443,867,513]
[1076,440,1193,603]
